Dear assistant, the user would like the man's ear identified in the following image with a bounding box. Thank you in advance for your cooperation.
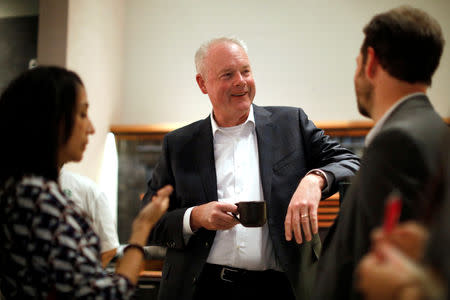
[364,47,379,80]
[196,74,208,94]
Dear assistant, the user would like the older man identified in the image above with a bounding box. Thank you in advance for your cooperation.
[143,37,359,300]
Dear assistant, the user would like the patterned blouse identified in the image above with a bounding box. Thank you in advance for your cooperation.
[0,175,135,299]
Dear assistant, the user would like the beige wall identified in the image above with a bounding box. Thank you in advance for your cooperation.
[63,0,125,182]
[37,0,450,182]
[121,0,450,125]
[38,0,125,182]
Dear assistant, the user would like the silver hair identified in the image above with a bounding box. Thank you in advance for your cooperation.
[195,37,248,77]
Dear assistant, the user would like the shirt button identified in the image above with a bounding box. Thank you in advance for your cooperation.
[205,242,210,248]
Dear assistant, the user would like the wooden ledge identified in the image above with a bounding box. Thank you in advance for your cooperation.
[110,120,374,135]
[111,118,448,138]
[110,123,187,135]
[139,270,162,278]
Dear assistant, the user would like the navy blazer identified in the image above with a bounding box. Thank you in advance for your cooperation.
[143,104,360,300]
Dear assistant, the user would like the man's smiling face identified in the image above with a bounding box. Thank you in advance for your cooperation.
[198,41,256,126]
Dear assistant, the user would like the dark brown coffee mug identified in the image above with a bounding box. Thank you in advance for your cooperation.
[232,201,267,227]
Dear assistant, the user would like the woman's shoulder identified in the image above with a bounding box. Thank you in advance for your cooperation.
[3,174,100,247]
[4,175,87,224]
[15,175,67,208]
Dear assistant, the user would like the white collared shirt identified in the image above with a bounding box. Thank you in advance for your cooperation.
[365,92,426,147]
[183,105,281,271]
[60,169,119,254]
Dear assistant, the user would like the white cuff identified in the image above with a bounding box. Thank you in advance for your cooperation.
[183,206,195,244]
[307,169,330,194]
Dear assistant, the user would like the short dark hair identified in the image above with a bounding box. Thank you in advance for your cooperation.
[361,5,445,85]
[0,66,83,182]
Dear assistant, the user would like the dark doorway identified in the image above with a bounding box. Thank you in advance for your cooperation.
[0,15,38,91]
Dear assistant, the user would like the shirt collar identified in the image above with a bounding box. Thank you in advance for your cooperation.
[210,104,255,137]
[365,92,425,146]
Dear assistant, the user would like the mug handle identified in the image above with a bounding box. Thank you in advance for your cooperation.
[232,203,240,222]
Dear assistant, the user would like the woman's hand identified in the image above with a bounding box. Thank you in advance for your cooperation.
[371,221,429,261]
[130,185,173,246]
[356,243,424,300]
[137,185,173,226]
[116,185,173,284]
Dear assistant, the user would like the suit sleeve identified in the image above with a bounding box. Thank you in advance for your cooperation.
[141,135,187,250]
[298,109,360,197]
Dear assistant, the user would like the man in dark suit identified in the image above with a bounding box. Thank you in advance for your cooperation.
[142,37,360,300]
[313,6,450,300]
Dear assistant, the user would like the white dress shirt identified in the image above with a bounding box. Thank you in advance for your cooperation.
[183,105,281,271]
[60,169,119,253]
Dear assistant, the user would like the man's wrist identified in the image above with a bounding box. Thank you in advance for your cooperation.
[183,207,197,234]
[308,170,327,190]
[190,206,202,231]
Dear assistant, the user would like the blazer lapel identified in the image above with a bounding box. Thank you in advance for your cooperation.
[254,105,274,203]
[193,117,218,204]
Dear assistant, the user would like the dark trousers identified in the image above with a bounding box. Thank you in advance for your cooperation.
[193,263,296,300]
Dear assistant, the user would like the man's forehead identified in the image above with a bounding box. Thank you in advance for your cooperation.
[206,45,250,72]
[208,42,247,58]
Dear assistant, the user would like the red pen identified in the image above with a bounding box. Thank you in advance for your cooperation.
[383,190,403,234]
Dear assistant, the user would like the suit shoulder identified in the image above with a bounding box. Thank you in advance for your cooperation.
[260,105,304,114]
[384,97,449,138]
[382,108,449,144]
[371,114,449,173]
[164,118,207,142]
[256,105,308,121]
